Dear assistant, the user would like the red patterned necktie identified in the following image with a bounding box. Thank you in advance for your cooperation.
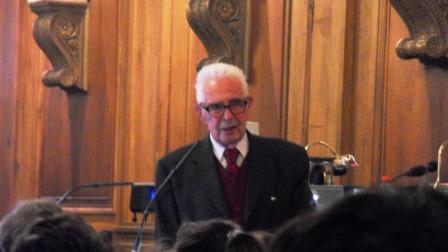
[224,148,240,176]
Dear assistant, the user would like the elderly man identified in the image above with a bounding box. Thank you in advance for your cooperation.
[155,63,313,248]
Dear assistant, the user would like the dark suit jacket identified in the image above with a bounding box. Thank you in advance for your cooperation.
[154,132,313,245]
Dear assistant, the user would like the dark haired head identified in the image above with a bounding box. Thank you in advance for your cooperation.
[271,187,448,252]
[173,219,270,252]
[10,213,111,252]
[0,199,62,252]
[226,231,271,252]
[174,219,241,252]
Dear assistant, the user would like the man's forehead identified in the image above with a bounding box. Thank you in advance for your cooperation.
[204,75,242,87]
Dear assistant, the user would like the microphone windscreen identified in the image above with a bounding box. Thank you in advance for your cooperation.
[310,164,325,185]
[427,161,437,172]
[405,165,427,176]
[332,165,347,176]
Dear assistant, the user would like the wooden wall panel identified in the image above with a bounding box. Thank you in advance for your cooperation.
[13,0,48,201]
[115,0,165,228]
[383,7,448,184]
[3,1,448,251]
[286,0,313,145]
[0,0,19,216]
[164,0,200,151]
[306,0,351,153]
[286,0,448,186]
[248,0,286,137]
[287,0,355,156]
[40,89,71,197]
[39,0,118,212]
[347,0,389,185]
[183,38,209,143]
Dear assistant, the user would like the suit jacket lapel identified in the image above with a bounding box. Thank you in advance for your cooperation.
[189,136,229,217]
[245,133,276,222]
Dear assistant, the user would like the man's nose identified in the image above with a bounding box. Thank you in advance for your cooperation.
[222,107,234,119]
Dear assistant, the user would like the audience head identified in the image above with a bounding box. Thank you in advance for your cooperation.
[0,199,62,252]
[173,219,268,252]
[0,198,111,252]
[271,187,448,252]
[194,62,253,148]
[174,219,240,252]
[9,213,111,252]
[226,230,272,252]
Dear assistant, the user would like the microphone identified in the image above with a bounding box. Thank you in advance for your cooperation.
[57,181,134,205]
[427,160,437,172]
[131,141,199,252]
[309,164,326,185]
[333,154,359,170]
[404,165,427,176]
[331,165,349,176]
[434,140,448,188]
[383,165,427,183]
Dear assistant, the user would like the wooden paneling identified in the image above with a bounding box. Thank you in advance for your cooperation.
[287,0,355,151]
[286,0,448,186]
[383,6,448,184]
[2,0,448,250]
[164,0,201,151]
[39,0,118,211]
[306,0,353,152]
[286,0,313,145]
[248,0,286,137]
[348,0,389,185]
[115,0,165,228]
[0,0,19,216]
[13,0,47,201]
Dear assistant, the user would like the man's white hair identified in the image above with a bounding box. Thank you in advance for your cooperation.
[195,62,249,103]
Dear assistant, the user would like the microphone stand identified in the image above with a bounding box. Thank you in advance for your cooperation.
[305,141,358,185]
[57,181,134,205]
[131,141,199,252]
[433,140,448,189]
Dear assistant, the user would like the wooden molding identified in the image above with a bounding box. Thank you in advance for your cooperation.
[113,225,155,252]
[29,0,88,92]
[390,0,448,66]
[187,0,251,77]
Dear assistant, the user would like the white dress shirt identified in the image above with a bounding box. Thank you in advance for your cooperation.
[209,133,248,169]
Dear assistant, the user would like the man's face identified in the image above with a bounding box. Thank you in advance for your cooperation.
[197,76,252,147]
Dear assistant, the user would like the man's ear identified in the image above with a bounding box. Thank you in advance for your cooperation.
[195,104,201,114]
[246,96,254,108]
[195,104,207,124]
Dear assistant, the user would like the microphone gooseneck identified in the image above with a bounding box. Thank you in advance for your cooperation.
[131,141,199,252]
[387,165,427,183]
[404,165,427,177]
[434,140,448,189]
[57,181,134,205]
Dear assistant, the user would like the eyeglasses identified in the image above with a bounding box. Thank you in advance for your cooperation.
[200,99,249,117]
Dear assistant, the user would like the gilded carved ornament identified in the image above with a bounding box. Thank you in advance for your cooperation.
[29,0,88,92]
[390,0,448,66]
[187,0,251,77]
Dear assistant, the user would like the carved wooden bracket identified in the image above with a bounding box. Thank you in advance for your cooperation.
[29,0,88,92]
[187,0,251,77]
[390,0,448,66]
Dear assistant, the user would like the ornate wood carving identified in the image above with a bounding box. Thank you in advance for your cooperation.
[29,0,88,92]
[187,0,251,76]
[390,0,448,66]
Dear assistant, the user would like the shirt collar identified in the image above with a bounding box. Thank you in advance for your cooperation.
[210,132,249,161]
